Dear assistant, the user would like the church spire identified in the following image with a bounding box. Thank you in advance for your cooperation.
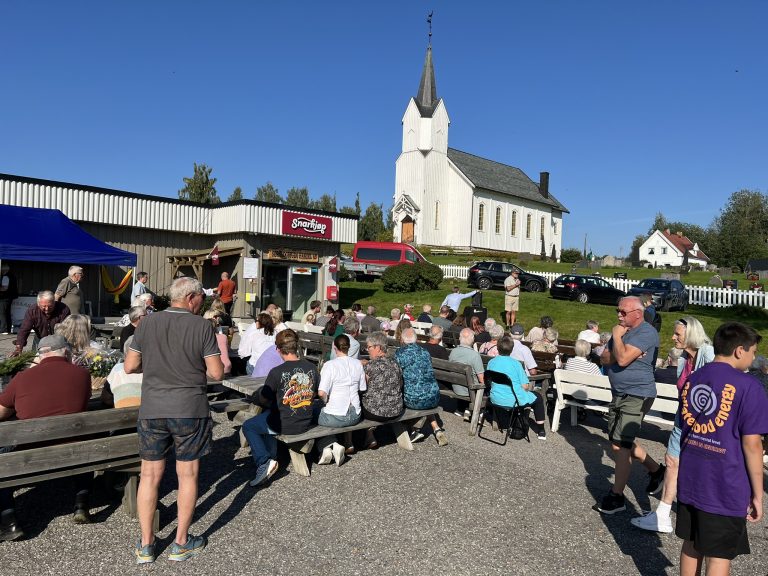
[415,13,438,118]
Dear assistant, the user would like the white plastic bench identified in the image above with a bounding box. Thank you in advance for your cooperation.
[552,369,678,433]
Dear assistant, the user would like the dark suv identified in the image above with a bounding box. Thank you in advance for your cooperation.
[628,278,689,311]
[467,261,548,292]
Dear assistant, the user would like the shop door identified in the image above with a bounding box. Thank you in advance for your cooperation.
[262,264,288,311]
[290,267,317,319]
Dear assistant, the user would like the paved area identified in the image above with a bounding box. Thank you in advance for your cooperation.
[1,334,766,575]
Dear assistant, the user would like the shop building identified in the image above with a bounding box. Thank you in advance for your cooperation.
[0,173,356,319]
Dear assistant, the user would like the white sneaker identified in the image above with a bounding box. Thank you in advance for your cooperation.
[318,446,333,465]
[630,511,673,533]
[331,443,346,467]
[463,409,471,422]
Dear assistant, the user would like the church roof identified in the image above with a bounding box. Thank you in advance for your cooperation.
[415,46,439,117]
[447,148,570,213]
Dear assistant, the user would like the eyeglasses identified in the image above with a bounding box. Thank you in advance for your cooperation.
[616,308,642,316]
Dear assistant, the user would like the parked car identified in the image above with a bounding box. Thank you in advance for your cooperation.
[628,278,689,311]
[550,274,626,305]
[467,261,548,292]
[345,241,429,281]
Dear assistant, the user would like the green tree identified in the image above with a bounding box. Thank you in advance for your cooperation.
[560,248,583,263]
[354,192,361,216]
[358,202,386,241]
[339,205,358,215]
[228,186,243,202]
[255,181,282,204]
[710,189,768,269]
[630,234,647,264]
[285,187,311,208]
[312,193,337,212]
[178,163,220,204]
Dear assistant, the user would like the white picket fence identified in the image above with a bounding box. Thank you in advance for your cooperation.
[438,265,768,309]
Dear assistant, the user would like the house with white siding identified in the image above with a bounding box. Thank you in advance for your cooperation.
[639,229,710,268]
[392,44,569,258]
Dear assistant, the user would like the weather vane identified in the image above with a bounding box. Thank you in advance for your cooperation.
[427,11,433,45]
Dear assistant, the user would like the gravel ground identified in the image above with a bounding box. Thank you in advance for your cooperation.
[1,333,766,575]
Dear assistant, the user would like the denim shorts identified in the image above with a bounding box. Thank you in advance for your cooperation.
[138,417,213,461]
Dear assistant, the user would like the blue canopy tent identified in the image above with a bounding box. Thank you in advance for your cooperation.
[0,205,136,265]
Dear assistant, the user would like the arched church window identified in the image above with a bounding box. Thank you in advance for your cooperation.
[526,214,532,239]
[434,201,439,229]
[540,216,546,237]
[495,207,501,234]
[478,203,485,231]
[553,221,558,235]
[511,211,517,236]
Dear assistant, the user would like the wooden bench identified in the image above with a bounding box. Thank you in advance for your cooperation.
[429,249,449,256]
[432,357,484,435]
[275,408,439,476]
[0,407,155,527]
[551,369,678,433]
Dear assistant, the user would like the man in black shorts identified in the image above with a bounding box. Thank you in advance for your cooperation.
[125,277,223,564]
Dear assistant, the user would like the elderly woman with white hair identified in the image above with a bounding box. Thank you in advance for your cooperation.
[631,315,714,534]
[564,339,602,375]
[395,327,447,446]
[531,327,559,354]
[479,324,505,357]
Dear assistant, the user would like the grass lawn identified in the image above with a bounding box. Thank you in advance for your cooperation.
[339,279,768,350]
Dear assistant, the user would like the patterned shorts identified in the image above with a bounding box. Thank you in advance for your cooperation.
[137,417,213,462]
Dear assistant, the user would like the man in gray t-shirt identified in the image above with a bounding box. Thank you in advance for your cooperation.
[597,296,664,516]
[125,277,223,563]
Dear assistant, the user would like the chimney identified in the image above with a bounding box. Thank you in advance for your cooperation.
[539,172,549,198]
[665,228,671,235]
[676,231,683,237]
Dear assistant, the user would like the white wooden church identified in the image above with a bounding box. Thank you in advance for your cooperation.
[392,45,569,258]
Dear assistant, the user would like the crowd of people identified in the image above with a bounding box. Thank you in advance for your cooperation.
[1,271,767,574]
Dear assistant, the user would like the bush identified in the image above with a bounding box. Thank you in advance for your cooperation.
[381,262,443,293]
[560,248,583,263]
[414,262,444,290]
[337,263,351,282]
[381,263,420,293]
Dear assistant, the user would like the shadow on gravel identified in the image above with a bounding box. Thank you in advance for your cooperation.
[558,416,674,576]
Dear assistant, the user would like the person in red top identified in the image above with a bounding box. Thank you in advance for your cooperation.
[214,272,237,315]
[0,334,92,541]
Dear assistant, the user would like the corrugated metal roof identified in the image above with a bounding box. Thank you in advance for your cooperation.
[0,173,358,243]
[447,148,569,213]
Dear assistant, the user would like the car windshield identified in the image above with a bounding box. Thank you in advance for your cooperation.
[639,279,669,290]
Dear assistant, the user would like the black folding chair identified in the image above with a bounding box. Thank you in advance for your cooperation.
[478,369,530,445]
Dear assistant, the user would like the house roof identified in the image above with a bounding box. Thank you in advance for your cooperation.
[745,258,768,272]
[446,148,569,213]
[660,229,709,262]
[415,45,439,118]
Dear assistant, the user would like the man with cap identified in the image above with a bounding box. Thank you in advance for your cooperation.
[504,269,522,328]
[509,323,538,375]
[0,334,93,540]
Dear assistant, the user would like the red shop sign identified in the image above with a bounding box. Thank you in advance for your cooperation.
[282,210,333,240]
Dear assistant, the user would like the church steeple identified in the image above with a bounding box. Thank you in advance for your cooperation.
[415,45,438,118]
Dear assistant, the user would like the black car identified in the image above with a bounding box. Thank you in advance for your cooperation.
[467,261,548,292]
[550,274,626,305]
[628,278,689,312]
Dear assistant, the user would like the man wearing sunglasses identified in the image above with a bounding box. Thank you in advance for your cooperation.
[597,296,663,515]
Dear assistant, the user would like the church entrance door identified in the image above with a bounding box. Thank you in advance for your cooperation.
[401,217,414,243]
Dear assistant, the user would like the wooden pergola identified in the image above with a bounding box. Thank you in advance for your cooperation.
[167,247,243,281]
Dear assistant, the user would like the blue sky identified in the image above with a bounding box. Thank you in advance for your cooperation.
[2,1,766,256]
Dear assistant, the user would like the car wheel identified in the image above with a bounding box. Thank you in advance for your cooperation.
[525,280,543,293]
[576,291,589,304]
[477,277,493,290]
